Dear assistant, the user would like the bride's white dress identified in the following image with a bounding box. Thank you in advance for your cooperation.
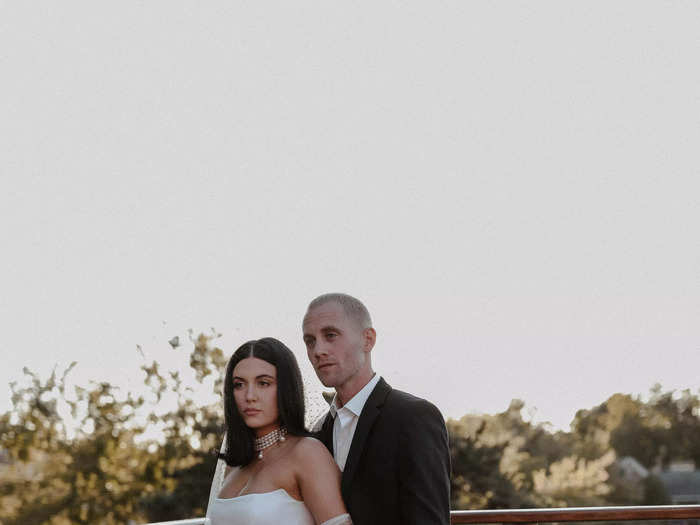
[204,436,350,525]
[205,389,350,525]
[207,488,314,525]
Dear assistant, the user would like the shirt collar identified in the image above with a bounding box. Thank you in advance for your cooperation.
[329,373,381,418]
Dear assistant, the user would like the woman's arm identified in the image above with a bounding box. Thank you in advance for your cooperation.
[294,437,351,525]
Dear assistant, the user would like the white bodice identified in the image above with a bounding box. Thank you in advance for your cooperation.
[207,488,314,525]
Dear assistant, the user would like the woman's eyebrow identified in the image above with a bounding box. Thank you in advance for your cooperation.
[233,374,275,380]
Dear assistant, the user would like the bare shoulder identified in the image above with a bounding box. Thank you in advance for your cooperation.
[291,436,333,462]
[291,439,345,521]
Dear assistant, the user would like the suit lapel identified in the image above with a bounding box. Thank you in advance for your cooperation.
[341,378,392,496]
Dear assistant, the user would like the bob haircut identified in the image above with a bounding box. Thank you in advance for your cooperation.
[220,337,307,466]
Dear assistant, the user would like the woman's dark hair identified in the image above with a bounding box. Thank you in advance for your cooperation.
[220,337,307,466]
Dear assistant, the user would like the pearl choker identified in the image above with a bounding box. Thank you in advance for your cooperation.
[254,427,287,459]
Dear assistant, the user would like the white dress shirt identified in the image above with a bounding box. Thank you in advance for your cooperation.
[328,373,382,471]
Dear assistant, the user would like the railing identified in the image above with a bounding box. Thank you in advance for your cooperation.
[146,504,700,525]
[451,504,700,523]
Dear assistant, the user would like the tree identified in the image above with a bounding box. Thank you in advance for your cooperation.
[3,340,698,522]
[571,387,700,471]
[449,399,620,510]
[0,330,226,525]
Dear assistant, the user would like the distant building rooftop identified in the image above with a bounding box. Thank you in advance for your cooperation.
[617,456,649,480]
[658,470,700,504]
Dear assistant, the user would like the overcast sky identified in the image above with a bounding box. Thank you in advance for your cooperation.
[2,1,699,430]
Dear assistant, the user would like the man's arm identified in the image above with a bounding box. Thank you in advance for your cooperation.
[397,399,451,525]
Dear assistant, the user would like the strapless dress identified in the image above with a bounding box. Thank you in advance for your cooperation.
[207,488,314,525]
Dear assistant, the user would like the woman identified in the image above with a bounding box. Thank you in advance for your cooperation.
[207,337,352,525]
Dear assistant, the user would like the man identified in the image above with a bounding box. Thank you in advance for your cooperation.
[302,293,451,525]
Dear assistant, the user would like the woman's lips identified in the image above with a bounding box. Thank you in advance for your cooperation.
[243,409,261,415]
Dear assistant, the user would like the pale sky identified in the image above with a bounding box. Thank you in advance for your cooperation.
[1,1,699,430]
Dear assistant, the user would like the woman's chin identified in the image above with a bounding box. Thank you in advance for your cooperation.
[246,419,279,434]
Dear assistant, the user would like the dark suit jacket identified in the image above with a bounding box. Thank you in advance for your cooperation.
[317,378,451,525]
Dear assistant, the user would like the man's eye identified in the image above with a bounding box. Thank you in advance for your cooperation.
[326,333,337,340]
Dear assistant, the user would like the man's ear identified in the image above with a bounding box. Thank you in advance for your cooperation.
[363,327,376,353]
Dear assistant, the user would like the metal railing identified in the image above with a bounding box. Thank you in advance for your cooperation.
[451,504,700,523]
[146,504,700,525]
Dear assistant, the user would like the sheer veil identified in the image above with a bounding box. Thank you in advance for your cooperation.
[204,431,228,524]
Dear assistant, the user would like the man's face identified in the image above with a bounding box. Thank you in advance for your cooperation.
[302,301,369,390]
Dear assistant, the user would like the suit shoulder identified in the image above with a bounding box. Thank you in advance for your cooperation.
[387,387,439,408]
[386,388,444,420]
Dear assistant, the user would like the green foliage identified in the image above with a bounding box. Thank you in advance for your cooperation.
[571,386,700,471]
[0,332,225,525]
[447,400,614,510]
[449,386,700,512]
[531,451,615,507]
[449,417,520,509]
[2,337,699,523]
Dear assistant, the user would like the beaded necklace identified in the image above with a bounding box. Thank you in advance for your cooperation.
[253,427,287,459]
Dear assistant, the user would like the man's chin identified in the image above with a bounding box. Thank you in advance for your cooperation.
[316,372,338,388]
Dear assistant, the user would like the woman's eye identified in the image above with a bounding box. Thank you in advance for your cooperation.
[259,381,271,387]
[233,382,244,389]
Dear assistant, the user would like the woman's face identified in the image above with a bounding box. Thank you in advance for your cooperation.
[232,356,279,437]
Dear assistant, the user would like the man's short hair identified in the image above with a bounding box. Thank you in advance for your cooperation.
[307,293,373,330]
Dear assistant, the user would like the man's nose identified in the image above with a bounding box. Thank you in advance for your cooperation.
[312,340,329,359]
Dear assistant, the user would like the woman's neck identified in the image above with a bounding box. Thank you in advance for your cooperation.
[254,423,281,438]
